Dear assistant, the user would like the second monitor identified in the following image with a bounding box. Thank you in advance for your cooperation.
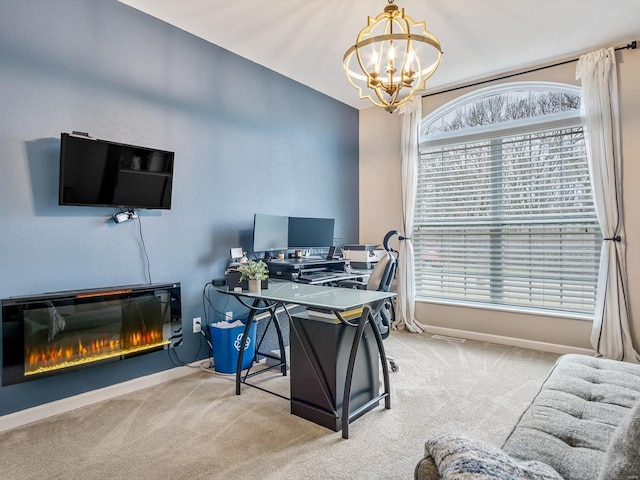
[288,217,335,249]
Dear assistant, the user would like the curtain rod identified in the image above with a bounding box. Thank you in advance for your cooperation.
[423,40,638,98]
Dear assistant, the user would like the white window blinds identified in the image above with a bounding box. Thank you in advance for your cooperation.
[416,87,601,317]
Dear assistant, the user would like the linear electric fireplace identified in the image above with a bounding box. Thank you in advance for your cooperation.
[1,283,181,386]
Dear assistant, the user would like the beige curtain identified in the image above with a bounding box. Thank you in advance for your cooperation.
[395,96,424,333]
[576,48,637,362]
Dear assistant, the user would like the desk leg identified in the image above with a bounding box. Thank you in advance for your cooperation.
[236,299,260,395]
[370,309,391,410]
[267,303,287,377]
[340,306,391,439]
[341,306,370,439]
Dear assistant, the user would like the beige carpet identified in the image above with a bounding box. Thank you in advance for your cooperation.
[0,331,559,480]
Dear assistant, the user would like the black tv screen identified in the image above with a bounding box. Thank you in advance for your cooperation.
[288,217,335,248]
[59,133,174,209]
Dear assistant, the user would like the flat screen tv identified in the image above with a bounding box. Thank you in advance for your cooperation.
[59,133,174,209]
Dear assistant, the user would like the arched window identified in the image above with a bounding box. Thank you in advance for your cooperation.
[415,82,600,317]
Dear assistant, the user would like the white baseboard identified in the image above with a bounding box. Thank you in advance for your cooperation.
[0,366,196,433]
[421,325,595,356]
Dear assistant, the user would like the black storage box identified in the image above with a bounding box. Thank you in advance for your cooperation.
[226,271,268,290]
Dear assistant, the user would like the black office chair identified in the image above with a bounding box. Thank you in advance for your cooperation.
[340,230,401,371]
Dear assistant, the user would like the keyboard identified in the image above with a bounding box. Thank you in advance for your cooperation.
[297,271,345,284]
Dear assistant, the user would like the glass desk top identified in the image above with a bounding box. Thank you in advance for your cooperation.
[216,279,395,311]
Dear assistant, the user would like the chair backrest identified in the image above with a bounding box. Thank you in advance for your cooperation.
[366,251,397,292]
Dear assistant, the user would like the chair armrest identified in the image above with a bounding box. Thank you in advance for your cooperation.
[336,279,367,289]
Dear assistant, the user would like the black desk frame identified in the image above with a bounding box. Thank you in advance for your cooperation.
[221,286,392,439]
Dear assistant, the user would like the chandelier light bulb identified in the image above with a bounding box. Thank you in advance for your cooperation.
[371,52,379,73]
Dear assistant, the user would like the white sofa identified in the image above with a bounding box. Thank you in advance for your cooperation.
[415,354,640,480]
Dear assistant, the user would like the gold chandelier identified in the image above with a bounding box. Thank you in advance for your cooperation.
[343,0,443,113]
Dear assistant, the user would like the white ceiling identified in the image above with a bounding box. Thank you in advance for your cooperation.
[119,0,640,110]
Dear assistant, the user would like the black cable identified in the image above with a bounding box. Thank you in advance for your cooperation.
[202,281,241,323]
[135,212,152,284]
[201,282,237,357]
[202,283,210,326]
[203,282,227,324]
[167,330,208,367]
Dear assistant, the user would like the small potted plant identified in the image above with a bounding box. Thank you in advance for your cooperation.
[238,259,269,292]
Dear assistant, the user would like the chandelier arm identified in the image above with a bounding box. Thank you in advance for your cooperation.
[352,45,373,89]
[373,87,389,106]
[400,41,412,85]
[389,83,402,106]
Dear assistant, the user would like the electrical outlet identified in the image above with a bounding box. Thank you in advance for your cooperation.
[192,317,202,334]
[225,311,233,321]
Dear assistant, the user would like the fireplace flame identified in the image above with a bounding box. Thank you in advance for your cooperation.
[25,328,168,377]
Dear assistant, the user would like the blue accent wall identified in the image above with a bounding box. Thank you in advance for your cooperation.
[0,0,359,415]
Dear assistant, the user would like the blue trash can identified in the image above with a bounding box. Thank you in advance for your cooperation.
[209,319,257,374]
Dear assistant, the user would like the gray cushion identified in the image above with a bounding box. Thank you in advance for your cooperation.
[598,399,640,480]
[426,433,562,480]
[502,355,640,480]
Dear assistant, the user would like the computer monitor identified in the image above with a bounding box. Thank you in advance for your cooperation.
[288,217,335,249]
[252,214,289,258]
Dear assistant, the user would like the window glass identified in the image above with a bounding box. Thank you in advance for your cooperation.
[416,82,600,316]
